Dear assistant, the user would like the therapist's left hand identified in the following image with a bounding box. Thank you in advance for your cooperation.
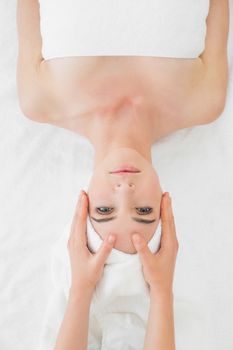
[67,190,116,296]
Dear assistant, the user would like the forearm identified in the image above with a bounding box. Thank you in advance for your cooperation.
[143,292,176,350]
[54,288,93,350]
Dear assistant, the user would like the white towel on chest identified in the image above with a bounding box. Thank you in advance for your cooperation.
[47,214,161,350]
[39,0,210,60]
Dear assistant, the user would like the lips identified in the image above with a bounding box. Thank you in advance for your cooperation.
[109,165,141,174]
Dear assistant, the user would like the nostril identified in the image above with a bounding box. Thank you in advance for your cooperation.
[116,183,134,188]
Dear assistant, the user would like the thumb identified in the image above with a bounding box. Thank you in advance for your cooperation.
[95,234,116,269]
[132,233,152,265]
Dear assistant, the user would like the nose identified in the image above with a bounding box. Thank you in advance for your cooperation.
[115,181,135,189]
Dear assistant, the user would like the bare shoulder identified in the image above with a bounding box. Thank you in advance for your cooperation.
[182,56,228,129]
[182,0,229,127]
[18,56,67,125]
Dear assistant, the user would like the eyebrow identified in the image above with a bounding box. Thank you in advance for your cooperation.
[90,215,156,224]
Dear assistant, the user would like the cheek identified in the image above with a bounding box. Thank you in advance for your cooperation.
[88,177,110,199]
[89,191,112,206]
[87,187,114,215]
[146,181,162,210]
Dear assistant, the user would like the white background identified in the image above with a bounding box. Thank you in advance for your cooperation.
[0,1,233,349]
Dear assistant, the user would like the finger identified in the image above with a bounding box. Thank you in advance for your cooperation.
[94,234,116,268]
[132,233,153,266]
[70,191,84,236]
[73,191,89,246]
[68,191,84,249]
[169,197,179,251]
[160,192,178,252]
[168,195,177,239]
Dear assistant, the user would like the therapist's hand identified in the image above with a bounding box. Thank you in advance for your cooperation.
[67,190,116,296]
[132,192,179,299]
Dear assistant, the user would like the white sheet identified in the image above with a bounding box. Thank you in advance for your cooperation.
[0,1,233,350]
[39,0,209,59]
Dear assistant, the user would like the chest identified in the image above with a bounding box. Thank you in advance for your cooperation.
[45,56,206,139]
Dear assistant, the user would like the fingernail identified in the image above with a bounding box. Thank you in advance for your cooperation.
[108,235,115,244]
[132,234,140,244]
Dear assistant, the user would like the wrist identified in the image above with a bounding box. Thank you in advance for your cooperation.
[149,288,174,304]
[69,286,94,302]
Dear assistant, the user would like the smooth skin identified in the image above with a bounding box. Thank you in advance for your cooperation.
[54,190,178,350]
[17,0,229,141]
[16,0,230,254]
[16,1,229,349]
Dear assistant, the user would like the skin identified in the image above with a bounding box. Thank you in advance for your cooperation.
[17,0,229,140]
[54,190,178,350]
[16,0,229,349]
[87,145,163,253]
[16,0,229,253]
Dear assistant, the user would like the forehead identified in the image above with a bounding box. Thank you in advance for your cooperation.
[91,216,159,237]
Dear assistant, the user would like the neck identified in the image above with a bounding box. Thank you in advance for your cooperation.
[86,97,154,168]
[92,136,152,168]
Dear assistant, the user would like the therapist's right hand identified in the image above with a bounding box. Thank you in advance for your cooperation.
[67,190,116,297]
[131,192,179,298]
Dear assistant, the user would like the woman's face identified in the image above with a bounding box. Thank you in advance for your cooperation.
[87,148,163,253]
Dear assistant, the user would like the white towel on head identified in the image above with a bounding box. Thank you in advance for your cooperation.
[48,210,161,349]
[38,171,163,349]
